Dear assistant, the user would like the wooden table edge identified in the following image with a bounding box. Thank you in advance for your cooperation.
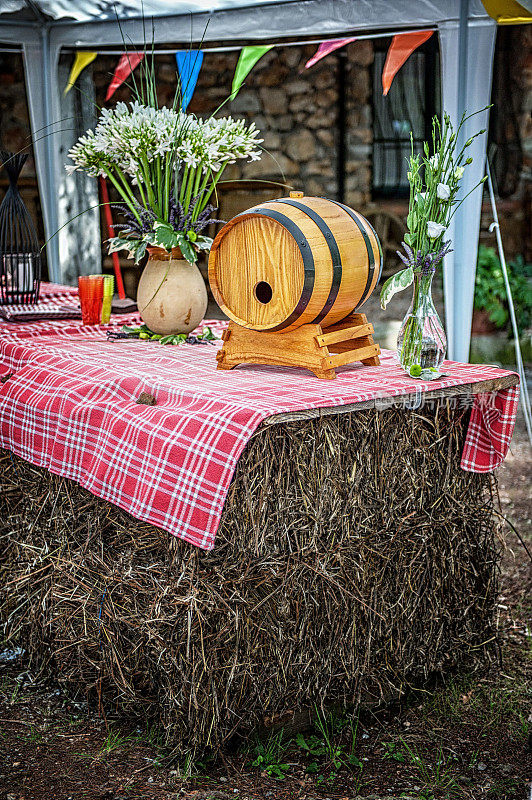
[263,374,519,426]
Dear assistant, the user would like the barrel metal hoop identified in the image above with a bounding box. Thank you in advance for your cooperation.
[235,208,315,331]
[361,215,384,285]
[270,199,342,325]
[327,200,377,309]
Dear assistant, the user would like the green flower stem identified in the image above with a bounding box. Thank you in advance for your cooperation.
[191,171,212,222]
[198,171,223,215]
[183,165,196,216]
[140,154,157,212]
[135,172,148,209]
[179,164,189,204]
[113,166,140,208]
[192,165,203,206]
[103,169,142,224]
[163,159,172,220]
[399,272,434,369]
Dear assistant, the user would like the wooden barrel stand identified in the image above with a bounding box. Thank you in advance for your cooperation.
[217,312,381,379]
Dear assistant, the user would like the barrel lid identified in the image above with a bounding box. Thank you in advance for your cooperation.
[209,211,306,330]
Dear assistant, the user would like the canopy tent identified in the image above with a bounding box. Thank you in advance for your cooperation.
[0,0,524,361]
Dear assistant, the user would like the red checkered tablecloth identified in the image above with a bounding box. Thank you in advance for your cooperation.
[0,284,520,550]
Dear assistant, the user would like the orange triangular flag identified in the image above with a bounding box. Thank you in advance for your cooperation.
[382,31,433,96]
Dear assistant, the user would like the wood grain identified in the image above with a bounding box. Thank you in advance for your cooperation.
[208,196,383,332]
[216,313,381,379]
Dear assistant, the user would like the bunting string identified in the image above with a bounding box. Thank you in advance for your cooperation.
[66,28,436,115]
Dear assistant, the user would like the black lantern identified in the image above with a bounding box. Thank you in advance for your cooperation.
[0,151,41,305]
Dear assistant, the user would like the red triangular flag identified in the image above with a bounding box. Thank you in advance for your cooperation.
[305,37,357,69]
[382,31,433,96]
[106,51,144,101]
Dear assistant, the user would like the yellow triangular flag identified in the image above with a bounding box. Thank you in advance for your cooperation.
[481,0,532,23]
[64,51,97,95]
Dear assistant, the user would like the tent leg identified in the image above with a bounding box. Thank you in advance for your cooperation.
[22,30,61,283]
[438,14,497,363]
[486,160,532,442]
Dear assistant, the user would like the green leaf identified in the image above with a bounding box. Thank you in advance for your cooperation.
[154,221,179,251]
[177,234,197,264]
[404,232,413,246]
[195,235,213,252]
[380,267,414,310]
[107,237,131,255]
[135,239,148,263]
[199,326,217,341]
[406,210,417,232]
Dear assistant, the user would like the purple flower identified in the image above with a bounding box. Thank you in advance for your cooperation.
[396,240,453,276]
[113,191,224,239]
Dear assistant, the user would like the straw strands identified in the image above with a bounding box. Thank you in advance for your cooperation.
[0,402,501,757]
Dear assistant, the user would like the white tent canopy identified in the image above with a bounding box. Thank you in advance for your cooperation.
[0,0,498,362]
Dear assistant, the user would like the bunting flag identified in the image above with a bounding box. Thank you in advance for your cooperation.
[305,37,357,69]
[481,0,532,23]
[231,45,273,99]
[175,50,204,111]
[105,51,145,101]
[64,51,97,95]
[382,31,433,96]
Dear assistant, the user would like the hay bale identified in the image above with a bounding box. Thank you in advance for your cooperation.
[0,403,500,756]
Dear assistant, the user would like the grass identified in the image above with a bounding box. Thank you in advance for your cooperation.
[250,730,291,780]
[249,707,365,789]
[423,671,531,744]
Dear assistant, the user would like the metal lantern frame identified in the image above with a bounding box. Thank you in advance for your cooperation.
[0,150,41,305]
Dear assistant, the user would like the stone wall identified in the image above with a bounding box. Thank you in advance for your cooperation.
[0,28,531,287]
[92,40,373,207]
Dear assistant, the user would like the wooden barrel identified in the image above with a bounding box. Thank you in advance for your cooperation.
[208,193,383,332]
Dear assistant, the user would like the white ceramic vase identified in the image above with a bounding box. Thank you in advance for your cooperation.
[136,246,208,335]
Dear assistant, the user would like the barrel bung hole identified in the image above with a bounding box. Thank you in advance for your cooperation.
[254,281,273,304]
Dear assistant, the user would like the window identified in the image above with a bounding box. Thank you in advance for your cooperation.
[372,38,440,199]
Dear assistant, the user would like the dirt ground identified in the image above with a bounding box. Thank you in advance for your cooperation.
[0,414,530,800]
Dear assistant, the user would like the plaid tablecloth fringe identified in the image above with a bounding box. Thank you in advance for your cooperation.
[0,284,520,550]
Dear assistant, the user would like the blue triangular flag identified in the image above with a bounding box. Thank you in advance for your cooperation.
[175,50,203,111]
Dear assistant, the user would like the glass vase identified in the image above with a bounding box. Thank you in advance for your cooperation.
[397,270,447,379]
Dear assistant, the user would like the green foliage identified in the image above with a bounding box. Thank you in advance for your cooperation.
[296,708,363,785]
[382,740,407,762]
[107,228,213,265]
[424,671,532,743]
[475,245,532,337]
[380,266,414,310]
[121,323,218,345]
[381,107,488,308]
[250,731,291,780]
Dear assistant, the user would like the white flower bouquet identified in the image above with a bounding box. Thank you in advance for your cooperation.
[66,78,262,265]
[381,110,487,310]
[380,110,488,377]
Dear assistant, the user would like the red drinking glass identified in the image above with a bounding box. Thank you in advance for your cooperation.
[78,275,104,325]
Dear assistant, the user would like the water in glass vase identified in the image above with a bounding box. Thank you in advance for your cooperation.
[397,270,447,379]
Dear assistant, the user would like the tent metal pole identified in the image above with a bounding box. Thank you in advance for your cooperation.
[485,158,532,442]
[55,27,436,54]
[39,24,60,282]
